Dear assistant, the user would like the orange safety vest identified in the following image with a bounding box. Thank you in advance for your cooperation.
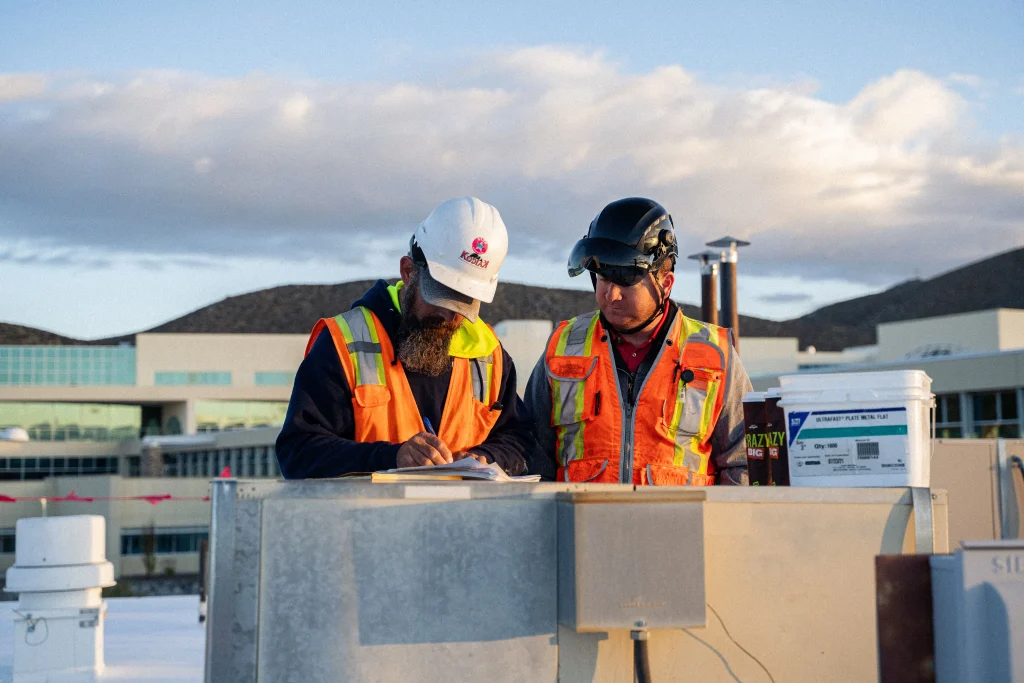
[544,309,732,485]
[306,306,504,453]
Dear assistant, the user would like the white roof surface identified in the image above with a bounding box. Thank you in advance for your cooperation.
[0,596,204,682]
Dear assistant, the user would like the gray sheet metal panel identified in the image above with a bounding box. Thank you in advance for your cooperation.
[205,481,264,683]
[256,495,558,683]
[205,479,238,683]
[229,498,262,682]
[997,439,1019,539]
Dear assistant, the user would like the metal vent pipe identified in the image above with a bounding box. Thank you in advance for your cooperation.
[686,251,720,325]
[705,237,750,349]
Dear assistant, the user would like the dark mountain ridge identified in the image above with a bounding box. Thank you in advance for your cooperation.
[4,246,1022,352]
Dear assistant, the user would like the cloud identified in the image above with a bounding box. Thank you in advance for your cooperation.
[947,73,984,89]
[0,74,48,101]
[0,51,1020,287]
[758,292,813,304]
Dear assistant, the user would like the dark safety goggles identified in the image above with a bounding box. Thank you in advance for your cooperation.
[567,237,655,286]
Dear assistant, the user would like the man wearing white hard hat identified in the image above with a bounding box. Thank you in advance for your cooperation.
[276,197,535,477]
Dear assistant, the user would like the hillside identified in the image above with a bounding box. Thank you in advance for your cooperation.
[799,247,1024,328]
[3,245,1021,351]
[0,322,85,346]
[104,280,871,351]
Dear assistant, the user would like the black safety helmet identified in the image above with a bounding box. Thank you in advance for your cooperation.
[567,197,678,287]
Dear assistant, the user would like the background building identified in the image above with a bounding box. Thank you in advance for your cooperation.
[751,309,1024,439]
[1,308,1022,578]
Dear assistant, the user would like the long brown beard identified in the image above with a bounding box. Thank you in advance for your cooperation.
[395,276,460,376]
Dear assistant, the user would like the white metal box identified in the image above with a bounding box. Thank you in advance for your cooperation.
[557,490,706,631]
[931,540,1024,683]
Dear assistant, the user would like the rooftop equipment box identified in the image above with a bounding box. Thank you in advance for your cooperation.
[557,489,706,631]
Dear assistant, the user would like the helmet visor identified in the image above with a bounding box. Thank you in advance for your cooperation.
[567,237,654,283]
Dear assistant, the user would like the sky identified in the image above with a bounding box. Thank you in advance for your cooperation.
[1,0,1022,339]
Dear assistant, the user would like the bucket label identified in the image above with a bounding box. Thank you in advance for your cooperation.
[787,407,909,477]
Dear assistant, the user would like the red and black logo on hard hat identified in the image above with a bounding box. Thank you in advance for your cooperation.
[460,251,490,269]
[472,237,488,255]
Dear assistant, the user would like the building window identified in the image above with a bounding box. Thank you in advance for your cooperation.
[0,346,136,387]
[0,403,141,442]
[127,456,141,477]
[120,527,210,555]
[0,530,14,554]
[193,400,288,432]
[162,453,179,477]
[972,390,1021,438]
[254,372,295,386]
[165,416,183,435]
[155,372,231,386]
[935,394,963,438]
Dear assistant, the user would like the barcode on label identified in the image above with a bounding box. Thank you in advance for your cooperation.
[857,442,880,458]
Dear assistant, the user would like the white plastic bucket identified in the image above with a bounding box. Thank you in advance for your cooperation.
[777,370,934,487]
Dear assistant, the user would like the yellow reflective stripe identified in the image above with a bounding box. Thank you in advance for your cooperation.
[571,373,586,459]
[670,380,686,466]
[582,312,600,356]
[697,380,720,474]
[359,307,387,386]
[485,360,494,401]
[682,316,706,339]
[554,319,573,356]
[551,318,587,465]
[334,315,361,387]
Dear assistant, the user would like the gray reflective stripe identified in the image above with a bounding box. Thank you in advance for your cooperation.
[675,384,706,475]
[551,312,598,465]
[340,308,383,387]
[346,341,381,354]
[563,311,598,356]
[556,376,583,462]
[646,463,656,486]
[680,443,703,475]
[470,356,492,403]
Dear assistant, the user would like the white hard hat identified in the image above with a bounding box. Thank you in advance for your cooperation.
[411,196,509,306]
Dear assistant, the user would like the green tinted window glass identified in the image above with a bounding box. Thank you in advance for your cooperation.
[0,346,135,386]
[254,372,295,386]
[0,403,141,441]
[194,400,289,432]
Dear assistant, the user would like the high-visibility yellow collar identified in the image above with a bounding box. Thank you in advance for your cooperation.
[387,281,499,359]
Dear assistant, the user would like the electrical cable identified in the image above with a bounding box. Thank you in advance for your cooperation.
[703,603,776,683]
[632,632,652,683]
[13,610,49,646]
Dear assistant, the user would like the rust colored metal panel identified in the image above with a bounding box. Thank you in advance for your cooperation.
[876,554,936,683]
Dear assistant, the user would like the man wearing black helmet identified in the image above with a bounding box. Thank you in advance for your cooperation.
[524,198,753,484]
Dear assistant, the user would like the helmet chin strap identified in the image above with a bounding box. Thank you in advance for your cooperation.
[602,272,667,337]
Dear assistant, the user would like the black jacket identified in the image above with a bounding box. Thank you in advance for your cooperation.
[276,280,534,478]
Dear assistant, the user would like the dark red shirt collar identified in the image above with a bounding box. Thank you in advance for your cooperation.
[608,301,671,373]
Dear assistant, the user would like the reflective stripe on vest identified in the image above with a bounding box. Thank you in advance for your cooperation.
[335,308,386,387]
[306,307,504,452]
[545,310,731,486]
[550,311,600,463]
[470,356,494,404]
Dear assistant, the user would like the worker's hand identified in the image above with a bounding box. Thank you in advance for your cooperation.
[454,450,490,465]
[396,432,454,468]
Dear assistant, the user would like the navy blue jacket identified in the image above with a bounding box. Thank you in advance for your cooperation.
[275,280,534,478]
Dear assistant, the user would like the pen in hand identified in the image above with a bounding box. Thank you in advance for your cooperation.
[422,417,436,435]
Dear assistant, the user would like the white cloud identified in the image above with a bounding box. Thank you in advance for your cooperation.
[947,73,984,89]
[0,74,48,101]
[0,50,1020,288]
